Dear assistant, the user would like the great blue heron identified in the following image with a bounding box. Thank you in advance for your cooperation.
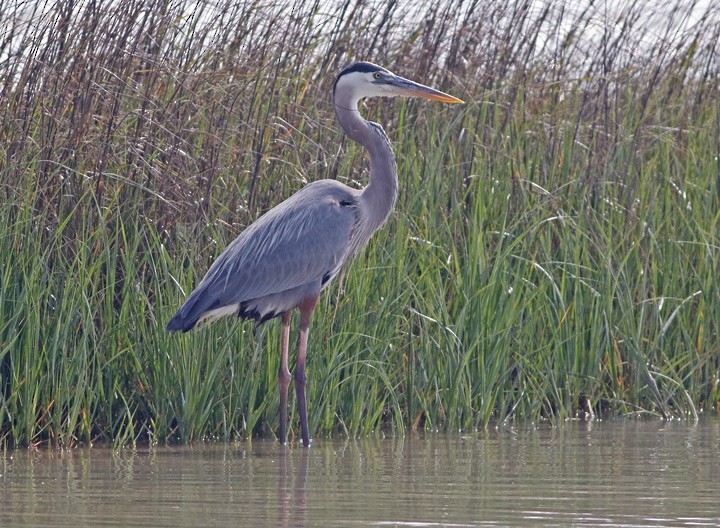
[166,61,463,446]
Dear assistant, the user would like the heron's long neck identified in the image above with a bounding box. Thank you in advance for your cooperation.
[335,102,398,232]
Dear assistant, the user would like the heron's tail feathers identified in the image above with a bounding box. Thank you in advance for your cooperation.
[166,287,220,333]
[166,312,198,332]
[166,293,242,332]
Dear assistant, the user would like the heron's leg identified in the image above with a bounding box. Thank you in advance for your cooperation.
[278,311,292,445]
[296,295,318,447]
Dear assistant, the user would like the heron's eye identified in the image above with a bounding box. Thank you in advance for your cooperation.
[373,72,381,80]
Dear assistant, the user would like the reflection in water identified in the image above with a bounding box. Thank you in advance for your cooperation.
[278,446,308,527]
[1,419,719,527]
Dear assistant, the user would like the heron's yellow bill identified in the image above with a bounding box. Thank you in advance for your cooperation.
[392,76,464,104]
[416,90,464,104]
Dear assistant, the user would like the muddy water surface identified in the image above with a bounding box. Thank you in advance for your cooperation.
[2,419,719,527]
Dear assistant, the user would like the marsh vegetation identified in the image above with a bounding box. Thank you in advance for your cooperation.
[1,0,718,446]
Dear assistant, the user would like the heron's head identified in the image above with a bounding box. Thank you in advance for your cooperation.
[333,61,463,109]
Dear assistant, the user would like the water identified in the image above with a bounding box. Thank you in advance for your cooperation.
[2,419,719,527]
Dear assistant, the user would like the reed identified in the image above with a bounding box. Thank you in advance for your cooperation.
[1,0,718,446]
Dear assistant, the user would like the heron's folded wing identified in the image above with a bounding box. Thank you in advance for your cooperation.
[176,181,359,321]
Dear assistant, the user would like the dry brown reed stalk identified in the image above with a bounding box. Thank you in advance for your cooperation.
[2,1,717,220]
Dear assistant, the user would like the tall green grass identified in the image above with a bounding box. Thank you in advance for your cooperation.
[1,0,718,446]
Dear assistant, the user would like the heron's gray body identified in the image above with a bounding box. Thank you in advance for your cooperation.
[167,179,368,330]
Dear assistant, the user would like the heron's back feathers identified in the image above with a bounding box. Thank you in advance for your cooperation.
[166,180,360,332]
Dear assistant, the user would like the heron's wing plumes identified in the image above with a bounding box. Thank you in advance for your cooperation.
[166,180,358,331]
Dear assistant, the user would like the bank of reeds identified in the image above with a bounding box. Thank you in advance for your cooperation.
[1,0,718,446]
